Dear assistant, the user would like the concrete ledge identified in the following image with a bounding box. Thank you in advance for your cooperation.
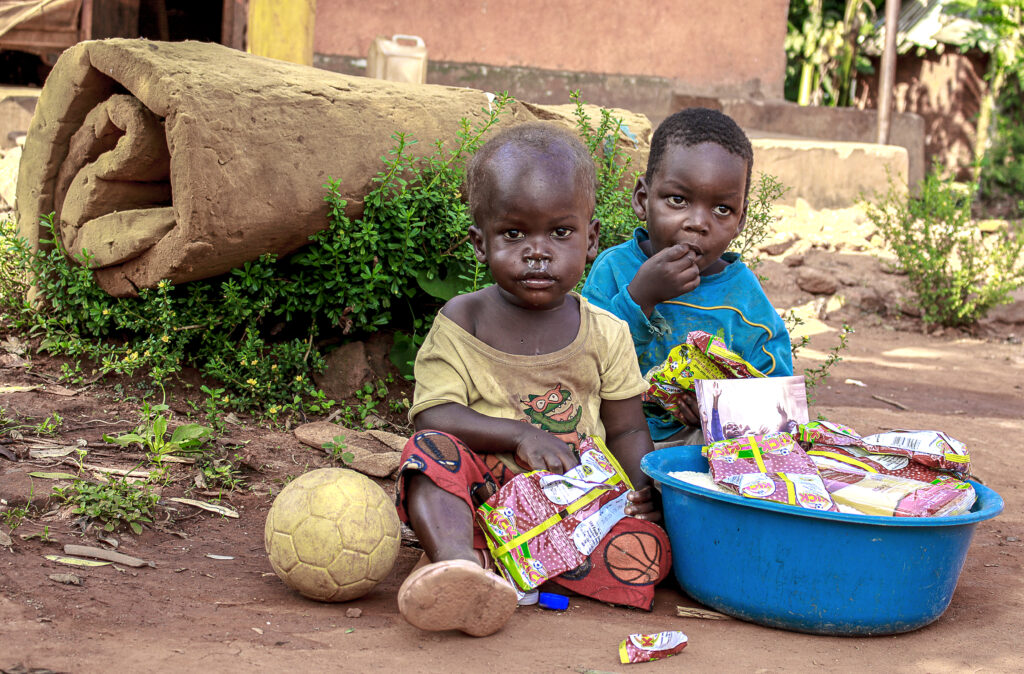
[670,95,925,190]
[752,136,907,210]
[0,86,40,150]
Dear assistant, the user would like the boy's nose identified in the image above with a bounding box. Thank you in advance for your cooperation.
[683,208,711,233]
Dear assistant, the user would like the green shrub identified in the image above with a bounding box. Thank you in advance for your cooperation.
[865,168,1024,326]
[0,92,648,410]
[978,78,1024,219]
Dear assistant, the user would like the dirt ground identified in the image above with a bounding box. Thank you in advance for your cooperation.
[1,206,1022,673]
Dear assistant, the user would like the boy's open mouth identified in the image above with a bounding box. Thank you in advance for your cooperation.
[519,272,556,288]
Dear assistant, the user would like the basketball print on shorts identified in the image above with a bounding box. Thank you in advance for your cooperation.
[604,531,663,586]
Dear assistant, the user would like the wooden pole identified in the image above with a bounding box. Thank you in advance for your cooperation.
[876,0,901,144]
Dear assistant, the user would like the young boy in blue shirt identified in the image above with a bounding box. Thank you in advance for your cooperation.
[582,108,793,444]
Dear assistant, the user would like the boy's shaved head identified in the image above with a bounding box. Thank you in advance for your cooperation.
[646,108,753,196]
[466,122,597,225]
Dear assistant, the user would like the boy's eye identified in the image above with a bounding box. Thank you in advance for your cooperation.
[713,205,733,216]
[503,229,524,240]
[552,227,572,238]
[668,196,687,206]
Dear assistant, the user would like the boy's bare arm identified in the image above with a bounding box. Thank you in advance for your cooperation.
[600,395,661,522]
[414,402,579,474]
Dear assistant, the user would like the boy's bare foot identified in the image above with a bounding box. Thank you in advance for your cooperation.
[397,559,517,637]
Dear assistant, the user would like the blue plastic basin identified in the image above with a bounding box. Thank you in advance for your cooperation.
[642,445,1004,636]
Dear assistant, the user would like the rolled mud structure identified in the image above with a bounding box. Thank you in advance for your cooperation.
[16,39,650,297]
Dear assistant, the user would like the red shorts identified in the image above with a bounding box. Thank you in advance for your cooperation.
[395,430,672,611]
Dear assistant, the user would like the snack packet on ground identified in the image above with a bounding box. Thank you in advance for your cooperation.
[476,437,633,591]
[643,330,765,423]
[619,631,688,664]
[807,444,950,483]
[704,433,838,512]
[861,430,971,476]
[818,468,976,517]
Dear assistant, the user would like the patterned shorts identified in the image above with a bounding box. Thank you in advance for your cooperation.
[395,430,673,611]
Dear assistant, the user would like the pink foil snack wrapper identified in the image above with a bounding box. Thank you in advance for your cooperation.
[799,423,971,476]
[818,468,976,517]
[807,444,950,483]
[619,631,688,664]
[861,430,971,476]
[475,437,633,591]
[703,432,838,512]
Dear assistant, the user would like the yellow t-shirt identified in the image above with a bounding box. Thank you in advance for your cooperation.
[409,294,647,464]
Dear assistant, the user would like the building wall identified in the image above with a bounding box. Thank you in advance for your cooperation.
[313,0,789,121]
[862,49,988,179]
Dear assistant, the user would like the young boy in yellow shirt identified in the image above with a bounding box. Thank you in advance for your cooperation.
[395,123,670,637]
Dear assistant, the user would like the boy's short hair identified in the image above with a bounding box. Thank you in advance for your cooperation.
[646,108,754,197]
[466,122,597,224]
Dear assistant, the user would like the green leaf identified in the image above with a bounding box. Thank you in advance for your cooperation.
[170,424,213,444]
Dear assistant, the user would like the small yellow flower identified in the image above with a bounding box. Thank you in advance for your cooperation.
[246,378,258,386]
[268,406,279,415]
[161,335,170,343]
[295,375,303,383]
[251,358,259,365]
[271,364,278,371]
[143,350,151,357]
[157,280,169,289]
[222,396,230,403]
[101,309,110,316]
[240,359,248,366]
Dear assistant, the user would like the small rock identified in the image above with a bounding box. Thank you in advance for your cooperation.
[784,254,804,268]
[760,237,798,256]
[0,471,38,508]
[294,421,355,451]
[796,268,838,295]
[1007,536,1020,542]
[846,286,889,315]
[986,289,1024,325]
[315,341,374,400]
[346,607,363,618]
[294,422,405,455]
[49,573,82,585]
[365,430,408,453]
[348,451,402,478]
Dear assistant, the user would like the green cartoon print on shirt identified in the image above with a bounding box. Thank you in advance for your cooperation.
[521,383,583,452]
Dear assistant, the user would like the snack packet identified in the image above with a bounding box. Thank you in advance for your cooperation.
[619,631,688,664]
[861,430,971,476]
[476,437,633,591]
[703,432,838,512]
[807,444,949,483]
[818,468,976,517]
[643,330,765,423]
[796,420,869,448]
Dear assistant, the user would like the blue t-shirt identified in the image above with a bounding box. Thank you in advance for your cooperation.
[582,228,794,441]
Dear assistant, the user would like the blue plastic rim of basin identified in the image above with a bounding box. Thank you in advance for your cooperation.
[642,445,1005,636]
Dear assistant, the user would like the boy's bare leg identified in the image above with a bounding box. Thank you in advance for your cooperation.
[399,475,517,636]
[405,474,480,565]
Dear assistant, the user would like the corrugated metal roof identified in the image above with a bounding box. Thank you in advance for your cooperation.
[864,0,988,55]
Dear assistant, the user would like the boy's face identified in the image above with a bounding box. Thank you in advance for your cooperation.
[469,148,599,311]
[633,142,747,275]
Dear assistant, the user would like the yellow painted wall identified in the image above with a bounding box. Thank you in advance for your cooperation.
[248,0,317,66]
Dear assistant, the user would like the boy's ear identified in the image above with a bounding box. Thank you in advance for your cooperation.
[586,218,600,262]
[468,225,487,263]
[631,176,649,221]
[737,199,749,233]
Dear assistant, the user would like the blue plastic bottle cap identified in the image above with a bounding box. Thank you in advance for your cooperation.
[538,592,569,610]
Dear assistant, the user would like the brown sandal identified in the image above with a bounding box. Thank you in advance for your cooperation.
[397,559,517,637]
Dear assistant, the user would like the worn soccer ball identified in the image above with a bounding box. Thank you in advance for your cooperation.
[265,467,401,602]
